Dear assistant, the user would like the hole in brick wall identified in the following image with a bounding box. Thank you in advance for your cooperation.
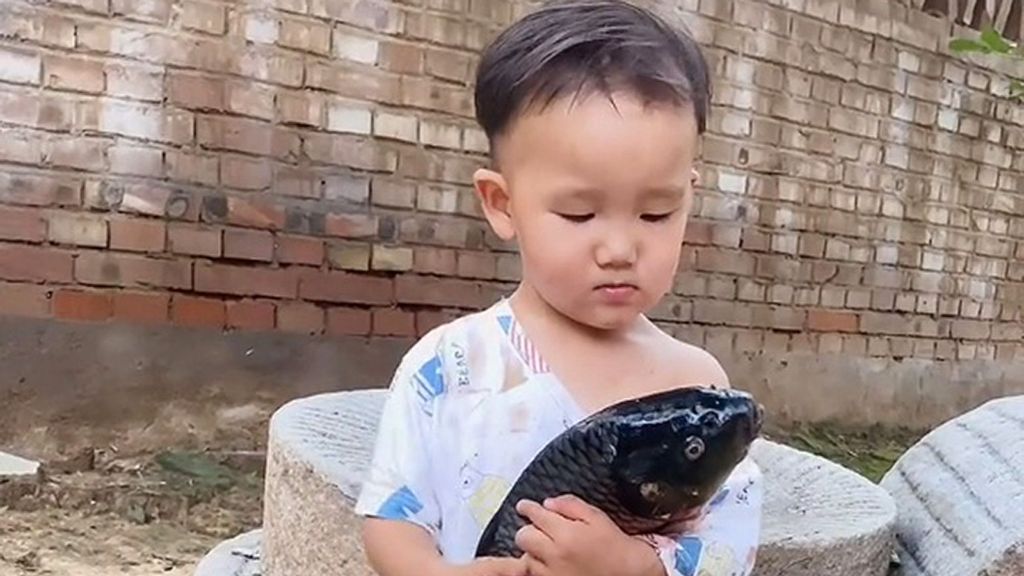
[167,193,190,219]
[201,196,228,221]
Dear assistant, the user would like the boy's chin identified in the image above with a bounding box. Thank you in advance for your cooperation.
[556,302,645,332]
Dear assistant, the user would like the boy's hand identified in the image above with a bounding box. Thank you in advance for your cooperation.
[513,495,665,576]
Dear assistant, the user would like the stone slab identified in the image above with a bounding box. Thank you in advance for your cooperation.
[0,451,39,478]
[880,395,1024,576]
[193,529,263,576]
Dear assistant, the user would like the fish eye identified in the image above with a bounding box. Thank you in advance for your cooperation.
[684,436,705,461]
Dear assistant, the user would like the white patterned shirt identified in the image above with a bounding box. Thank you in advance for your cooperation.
[355,299,763,576]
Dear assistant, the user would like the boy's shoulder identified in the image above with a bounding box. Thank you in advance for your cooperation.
[650,324,731,390]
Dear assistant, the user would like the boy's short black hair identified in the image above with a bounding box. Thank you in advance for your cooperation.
[473,0,711,154]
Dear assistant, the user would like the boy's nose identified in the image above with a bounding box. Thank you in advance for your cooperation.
[595,233,637,267]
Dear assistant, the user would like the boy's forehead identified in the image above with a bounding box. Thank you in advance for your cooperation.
[495,91,699,166]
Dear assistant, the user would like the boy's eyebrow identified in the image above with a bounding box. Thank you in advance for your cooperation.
[643,185,687,199]
[551,185,688,199]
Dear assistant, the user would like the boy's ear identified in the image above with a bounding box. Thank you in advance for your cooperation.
[473,167,516,241]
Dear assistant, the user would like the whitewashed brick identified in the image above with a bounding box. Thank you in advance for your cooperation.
[937,108,959,132]
[374,111,417,142]
[245,14,279,44]
[0,47,41,85]
[334,34,379,64]
[717,172,747,194]
[463,127,489,153]
[327,104,372,134]
[420,119,461,149]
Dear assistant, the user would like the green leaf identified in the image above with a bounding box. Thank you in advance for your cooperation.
[949,38,992,54]
[1010,80,1024,98]
[980,27,1014,53]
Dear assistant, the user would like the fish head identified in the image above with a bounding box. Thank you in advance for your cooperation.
[609,386,763,521]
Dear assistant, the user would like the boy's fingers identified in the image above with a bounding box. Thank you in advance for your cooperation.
[541,494,601,523]
[515,499,569,537]
[489,556,529,576]
[514,523,555,561]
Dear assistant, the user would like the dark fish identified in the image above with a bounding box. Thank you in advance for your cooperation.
[474,385,763,558]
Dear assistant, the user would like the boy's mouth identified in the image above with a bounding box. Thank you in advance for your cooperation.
[595,283,639,301]
[596,282,638,290]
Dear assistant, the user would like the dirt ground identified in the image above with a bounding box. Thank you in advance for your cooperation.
[0,450,264,576]
[0,423,924,576]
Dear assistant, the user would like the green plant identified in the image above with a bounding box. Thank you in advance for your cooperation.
[949,26,1024,99]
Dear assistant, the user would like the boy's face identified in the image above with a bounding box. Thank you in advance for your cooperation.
[474,90,699,331]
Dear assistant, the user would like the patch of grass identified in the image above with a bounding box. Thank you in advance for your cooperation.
[765,422,924,483]
[153,451,261,501]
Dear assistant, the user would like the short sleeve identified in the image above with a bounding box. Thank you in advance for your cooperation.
[354,342,448,538]
[650,457,764,576]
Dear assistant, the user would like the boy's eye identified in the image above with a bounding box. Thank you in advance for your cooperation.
[641,211,675,222]
[557,213,593,223]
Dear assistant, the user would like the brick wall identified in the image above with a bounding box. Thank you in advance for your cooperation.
[0,0,1022,426]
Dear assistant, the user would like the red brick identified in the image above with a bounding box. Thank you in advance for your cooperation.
[227,299,276,331]
[43,55,105,93]
[0,281,51,318]
[278,302,325,335]
[372,308,415,336]
[0,207,46,242]
[119,185,176,218]
[225,196,286,230]
[684,220,713,245]
[112,292,170,324]
[0,173,82,207]
[278,169,323,199]
[0,244,73,282]
[195,262,298,298]
[395,275,485,308]
[300,270,393,305]
[326,307,371,336]
[168,224,221,257]
[414,247,456,275]
[303,133,398,171]
[807,309,860,333]
[415,309,449,335]
[167,71,225,111]
[76,253,191,289]
[110,219,166,253]
[221,156,272,191]
[224,228,274,261]
[0,130,43,164]
[276,235,324,265]
[171,295,225,328]
[695,248,756,276]
[196,116,300,159]
[456,251,496,279]
[165,151,220,186]
[54,289,112,321]
[324,213,378,238]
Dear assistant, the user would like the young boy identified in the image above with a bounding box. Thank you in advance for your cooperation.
[354,1,763,575]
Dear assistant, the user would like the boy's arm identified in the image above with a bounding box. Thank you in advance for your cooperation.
[355,342,528,576]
